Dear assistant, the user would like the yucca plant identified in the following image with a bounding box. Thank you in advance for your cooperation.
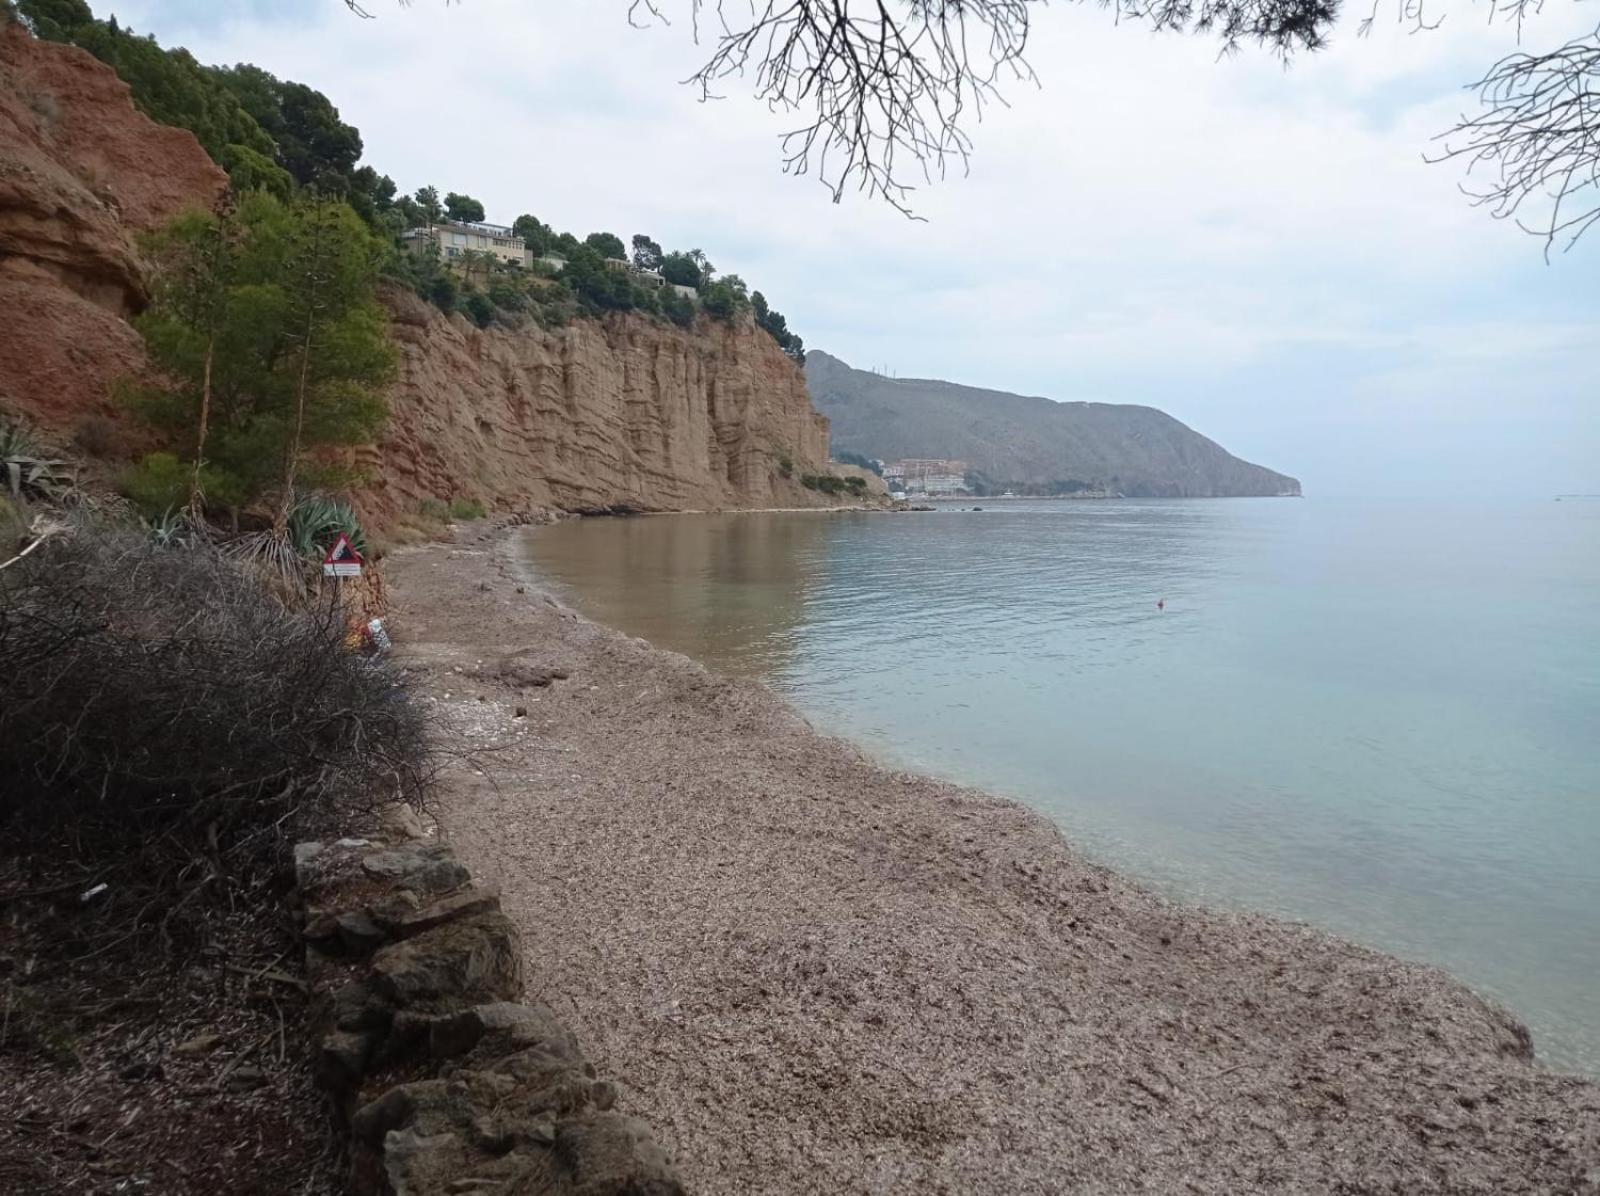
[224,527,308,598]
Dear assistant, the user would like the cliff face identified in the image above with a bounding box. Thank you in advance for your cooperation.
[0,21,227,432]
[359,289,845,523]
[0,21,854,521]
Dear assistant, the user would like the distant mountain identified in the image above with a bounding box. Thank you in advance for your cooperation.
[806,351,1300,498]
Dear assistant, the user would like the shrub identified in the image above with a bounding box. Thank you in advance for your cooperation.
[801,473,868,496]
[462,290,495,329]
[72,414,119,459]
[700,278,745,319]
[487,280,527,313]
[449,497,486,521]
[0,521,431,850]
[834,450,882,475]
[418,497,450,522]
[562,245,639,313]
[120,450,188,514]
[659,286,695,328]
[427,270,459,313]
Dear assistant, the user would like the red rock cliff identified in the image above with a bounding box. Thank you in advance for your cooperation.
[0,21,227,432]
[0,20,859,521]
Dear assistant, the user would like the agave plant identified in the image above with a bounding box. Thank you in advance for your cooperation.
[145,508,209,550]
[0,419,37,459]
[287,493,368,560]
[223,493,369,599]
[1,418,76,501]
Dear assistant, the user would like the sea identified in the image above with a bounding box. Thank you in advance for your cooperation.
[518,497,1600,1075]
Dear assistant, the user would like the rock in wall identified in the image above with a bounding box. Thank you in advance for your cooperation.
[0,20,227,433]
[357,288,846,524]
[295,819,686,1195]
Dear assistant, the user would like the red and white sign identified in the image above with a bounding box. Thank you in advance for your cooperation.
[322,532,364,578]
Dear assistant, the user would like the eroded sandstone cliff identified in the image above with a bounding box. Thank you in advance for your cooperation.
[0,21,227,434]
[360,288,845,524]
[0,21,858,523]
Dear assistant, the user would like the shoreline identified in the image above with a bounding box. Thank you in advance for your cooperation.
[384,523,1599,1194]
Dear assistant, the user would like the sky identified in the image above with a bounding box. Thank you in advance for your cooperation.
[108,0,1599,496]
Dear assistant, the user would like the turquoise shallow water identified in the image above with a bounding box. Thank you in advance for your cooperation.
[520,498,1600,1074]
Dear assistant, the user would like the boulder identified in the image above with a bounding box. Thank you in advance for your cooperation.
[381,802,428,842]
[371,912,523,1012]
[388,885,503,941]
[431,1002,579,1064]
[363,845,472,896]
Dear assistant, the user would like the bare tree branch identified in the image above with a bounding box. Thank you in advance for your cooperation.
[1430,30,1600,257]
[344,1,1600,250]
[346,0,1335,215]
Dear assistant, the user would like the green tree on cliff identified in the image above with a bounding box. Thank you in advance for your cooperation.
[444,192,486,223]
[17,1,292,198]
[212,64,364,192]
[413,186,444,225]
[631,235,664,272]
[126,192,395,523]
[514,214,555,255]
[582,231,627,260]
[699,275,749,320]
[752,291,805,363]
[659,253,701,288]
[561,245,639,312]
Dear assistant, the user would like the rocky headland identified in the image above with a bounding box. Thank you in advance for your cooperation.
[808,349,1302,498]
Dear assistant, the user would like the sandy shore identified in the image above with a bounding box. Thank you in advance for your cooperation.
[385,525,1600,1195]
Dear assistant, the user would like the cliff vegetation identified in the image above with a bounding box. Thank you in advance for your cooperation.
[1,0,856,539]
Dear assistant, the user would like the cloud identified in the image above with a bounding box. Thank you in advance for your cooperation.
[115,0,1600,494]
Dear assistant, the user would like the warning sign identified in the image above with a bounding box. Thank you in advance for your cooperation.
[322,532,364,578]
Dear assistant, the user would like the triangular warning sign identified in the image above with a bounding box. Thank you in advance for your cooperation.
[322,532,364,577]
[323,532,363,565]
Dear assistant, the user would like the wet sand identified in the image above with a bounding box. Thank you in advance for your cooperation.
[385,525,1600,1194]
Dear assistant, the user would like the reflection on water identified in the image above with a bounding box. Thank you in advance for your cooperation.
[524,511,833,677]
[520,500,1600,1075]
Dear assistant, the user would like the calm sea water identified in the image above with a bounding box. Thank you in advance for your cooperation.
[520,499,1600,1074]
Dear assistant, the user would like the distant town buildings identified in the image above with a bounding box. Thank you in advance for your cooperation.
[882,458,968,496]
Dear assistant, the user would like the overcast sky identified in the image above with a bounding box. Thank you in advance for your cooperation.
[112,0,1598,496]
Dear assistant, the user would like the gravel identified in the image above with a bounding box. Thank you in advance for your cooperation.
[385,525,1600,1196]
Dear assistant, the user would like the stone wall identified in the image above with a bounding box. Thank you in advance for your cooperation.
[294,812,684,1195]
